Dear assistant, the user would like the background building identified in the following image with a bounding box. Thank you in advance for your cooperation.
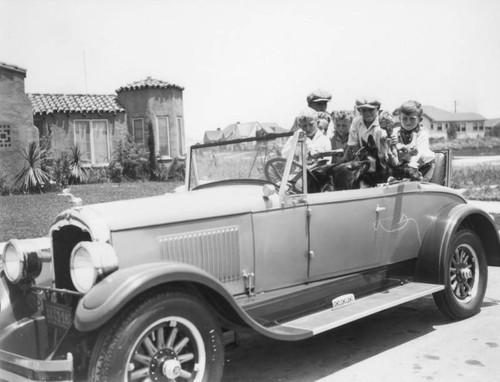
[421,105,487,140]
[0,61,186,187]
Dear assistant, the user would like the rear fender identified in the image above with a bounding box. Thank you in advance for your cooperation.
[75,262,253,332]
[417,203,500,284]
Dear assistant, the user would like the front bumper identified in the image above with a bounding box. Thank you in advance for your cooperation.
[0,315,74,381]
[0,348,73,382]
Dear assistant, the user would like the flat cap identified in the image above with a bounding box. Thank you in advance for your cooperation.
[306,89,332,104]
[355,97,381,109]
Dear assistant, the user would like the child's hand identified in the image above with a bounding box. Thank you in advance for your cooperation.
[388,135,398,145]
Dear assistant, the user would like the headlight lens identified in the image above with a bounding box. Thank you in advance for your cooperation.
[70,242,118,293]
[3,242,23,283]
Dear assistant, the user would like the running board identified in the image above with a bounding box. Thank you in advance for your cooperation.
[269,282,444,338]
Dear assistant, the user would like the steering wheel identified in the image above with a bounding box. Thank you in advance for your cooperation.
[264,157,303,193]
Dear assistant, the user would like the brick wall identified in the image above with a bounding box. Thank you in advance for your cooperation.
[0,64,39,187]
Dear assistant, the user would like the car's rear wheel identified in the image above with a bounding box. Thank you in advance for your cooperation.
[88,290,224,382]
[433,229,487,320]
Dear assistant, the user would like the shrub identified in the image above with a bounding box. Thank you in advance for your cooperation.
[67,145,90,184]
[152,163,169,182]
[111,135,149,181]
[167,158,186,181]
[0,171,9,195]
[51,154,71,188]
[12,142,53,193]
[86,167,110,184]
[107,161,124,183]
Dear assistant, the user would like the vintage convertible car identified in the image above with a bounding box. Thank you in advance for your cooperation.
[1,130,499,381]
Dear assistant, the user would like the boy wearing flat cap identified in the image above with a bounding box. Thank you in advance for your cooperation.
[345,97,389,161]
[291,89,332,132]
[306,89,332,112]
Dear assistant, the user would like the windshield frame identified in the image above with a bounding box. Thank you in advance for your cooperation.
[186,132,296,192]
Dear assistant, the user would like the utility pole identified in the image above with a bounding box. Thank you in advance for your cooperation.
[454,100,457,113]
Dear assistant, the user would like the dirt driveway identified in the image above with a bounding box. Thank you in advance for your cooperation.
[223,267,500,382]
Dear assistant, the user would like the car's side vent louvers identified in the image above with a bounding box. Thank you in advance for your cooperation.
[158,226,241,282]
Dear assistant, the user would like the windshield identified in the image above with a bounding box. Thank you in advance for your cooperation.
[188,132,299,190]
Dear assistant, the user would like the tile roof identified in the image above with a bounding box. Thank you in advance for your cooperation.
[116,76,184,93]
[0,61,27,75]
[28,93,125,115]
[422,105,485,122]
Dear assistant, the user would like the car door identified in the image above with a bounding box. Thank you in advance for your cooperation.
[306,187,397,281]
[252,192,309,293]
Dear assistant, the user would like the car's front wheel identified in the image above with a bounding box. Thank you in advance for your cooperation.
[433,229,488,320]
[88,289,224,382]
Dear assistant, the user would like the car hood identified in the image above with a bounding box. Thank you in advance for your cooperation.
[55,185,276,233]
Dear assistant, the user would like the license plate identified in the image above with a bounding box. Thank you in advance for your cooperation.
[45,301,73,330]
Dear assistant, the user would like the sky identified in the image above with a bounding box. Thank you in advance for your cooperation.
[1,0,500,145]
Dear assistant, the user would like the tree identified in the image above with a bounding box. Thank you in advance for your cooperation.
[447,122,458,140]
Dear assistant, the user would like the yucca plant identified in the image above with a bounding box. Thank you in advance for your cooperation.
[12,142,52,193]
[68,145,89,184]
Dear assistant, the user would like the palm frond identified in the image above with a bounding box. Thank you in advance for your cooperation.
[12,142,52,193]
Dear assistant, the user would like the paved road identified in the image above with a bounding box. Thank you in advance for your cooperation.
[223,267,500,382]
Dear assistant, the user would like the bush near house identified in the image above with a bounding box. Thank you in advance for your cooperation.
[5,133,186,194]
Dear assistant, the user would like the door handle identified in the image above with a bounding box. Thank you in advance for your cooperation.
[375,204,386,213]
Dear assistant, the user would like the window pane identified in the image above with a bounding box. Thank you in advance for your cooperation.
[93,121,109,164]
[75,121,91,163]
[177,117,184,155]
[133,119,144,145]
[158,117,169,156]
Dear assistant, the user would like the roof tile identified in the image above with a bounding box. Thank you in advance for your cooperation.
[116,76,184,93]
[28,93,125,115]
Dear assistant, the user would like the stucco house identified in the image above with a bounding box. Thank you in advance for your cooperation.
[421,105,487,140]
[0,60,186,188]
[31,77,186,165]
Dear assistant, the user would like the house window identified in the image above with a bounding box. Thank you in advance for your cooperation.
[479,123,484,131]
[437,124,442,131]
[473,122,478,131]
[133,118,145,146]
[445,123,448,129]
[74,120,110,165]
[157,116,170,156]
[430,123,434,130]
[0,124,11,148]
[177,117,184,155]
[461,122,466,131]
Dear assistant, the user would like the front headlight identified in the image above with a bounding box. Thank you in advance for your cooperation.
[2,239,50,284]
[3,241,23,283]
[70,242,118,293]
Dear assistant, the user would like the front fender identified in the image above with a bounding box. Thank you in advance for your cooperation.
[417,203,500,284]
[75,262,250,332]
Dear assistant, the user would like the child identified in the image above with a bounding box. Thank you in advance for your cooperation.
[317,111,331,135]
[282,107,332,164]
[393,100,435,181]
[330,110,353,164]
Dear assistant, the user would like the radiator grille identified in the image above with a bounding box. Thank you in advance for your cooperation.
[158,226,241,282]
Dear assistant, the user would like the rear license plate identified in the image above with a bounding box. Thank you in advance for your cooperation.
[45,300,73,330]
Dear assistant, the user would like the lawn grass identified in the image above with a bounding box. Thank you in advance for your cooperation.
[0,181,182,242]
